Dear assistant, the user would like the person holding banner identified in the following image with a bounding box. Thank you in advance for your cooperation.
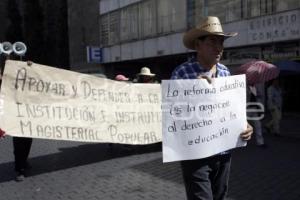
[113,74,134,152]
[171,16,253,200]
[13,137,33,181]
[0,61,33,182]
[0,104,32,183]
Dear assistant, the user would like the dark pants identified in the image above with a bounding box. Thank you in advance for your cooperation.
[13,137,32,173]
[181,153,231,200]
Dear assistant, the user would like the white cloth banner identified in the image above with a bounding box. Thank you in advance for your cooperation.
[162,75,247,162]
[0,60,162,144]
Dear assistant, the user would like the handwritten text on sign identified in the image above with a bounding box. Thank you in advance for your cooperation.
[0,60,162,144]
[162,75,247,162]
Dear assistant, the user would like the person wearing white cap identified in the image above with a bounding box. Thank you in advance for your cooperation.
[171,16,253,200]
[137,67,156,83]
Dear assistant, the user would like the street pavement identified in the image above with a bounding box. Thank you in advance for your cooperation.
[1,126,300,200]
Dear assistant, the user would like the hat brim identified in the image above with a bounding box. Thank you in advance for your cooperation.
[183,29,238,50]
[138,73,155,77]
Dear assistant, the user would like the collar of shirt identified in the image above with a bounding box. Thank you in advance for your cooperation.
[171,57,230,79]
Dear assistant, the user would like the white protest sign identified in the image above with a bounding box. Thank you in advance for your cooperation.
[162,75,247,163]
[0,60,162,144]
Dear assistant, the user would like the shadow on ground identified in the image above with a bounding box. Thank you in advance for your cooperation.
[130,156,183,185]
[0,142,161,183]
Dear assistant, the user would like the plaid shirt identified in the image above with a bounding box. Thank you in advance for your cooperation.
[171,57,230,79]
[171,57,231,156]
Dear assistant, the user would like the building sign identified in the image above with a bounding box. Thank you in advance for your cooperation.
[248,10,300,43]
[87,46,102,63]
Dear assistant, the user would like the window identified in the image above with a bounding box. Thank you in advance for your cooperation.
[195,0,241,23]
[120,5,139,41]
[100,14,109,46]
[139,0,157,37]
[170,0,186,31]
[157,0,170,33]
[194,0,205,25]
[207,0,227,22]
[108,11,120,45]
[226,0,242,22]
[274,0,300,12]
[260,0,272,15]
[247,0,261,17]
[157,0,186,33]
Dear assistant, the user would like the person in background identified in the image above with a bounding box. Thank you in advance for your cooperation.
[266,78,282,136]
[247,83,267,148]
[135,68,161,153]
[115,74,129,82]
[14,61,34,182]
[13,137,33,181]
[136,67,156,83]
[170,16,253,200]
[0,61,33,182]
[112,74,134,152]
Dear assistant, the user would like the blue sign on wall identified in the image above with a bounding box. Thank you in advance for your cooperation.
[87,46,102,63]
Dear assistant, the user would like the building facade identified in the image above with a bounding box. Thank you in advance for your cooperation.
[68,0,106,75]
[0,0,69,69]
[99,0,300,110]
[99,0,300,68]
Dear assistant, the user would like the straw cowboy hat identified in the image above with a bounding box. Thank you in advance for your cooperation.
[183,16,238,50]
[138,67,155,77]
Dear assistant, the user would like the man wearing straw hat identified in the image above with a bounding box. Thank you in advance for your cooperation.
[136,67,156,83]
[171,16,253,200]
